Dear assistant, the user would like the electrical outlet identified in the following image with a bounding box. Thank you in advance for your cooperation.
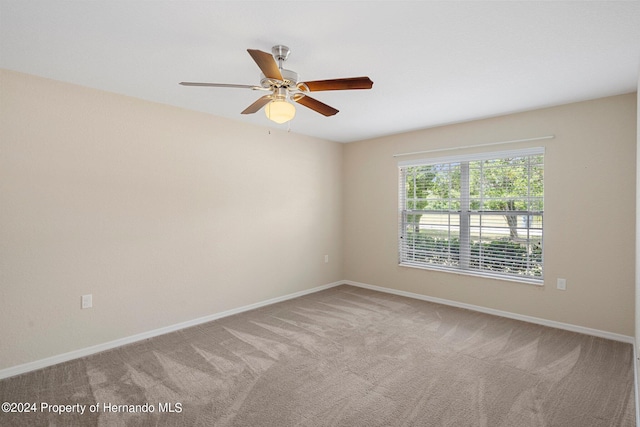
[556,278,566,291]
[81,294,93,309]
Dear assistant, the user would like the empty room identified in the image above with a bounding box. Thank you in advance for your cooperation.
[1,1,640,426]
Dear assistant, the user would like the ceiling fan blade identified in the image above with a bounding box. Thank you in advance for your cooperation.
[293,94,339,117]
[247,49,283,81]
[241,95,272,114]
[299,77,373,92]
[179,82,258,89]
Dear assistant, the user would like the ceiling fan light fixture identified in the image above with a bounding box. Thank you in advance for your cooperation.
[265,99,296,124]
[180,45,373,123]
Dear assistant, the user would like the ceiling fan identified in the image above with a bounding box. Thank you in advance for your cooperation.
[179,45,373,124]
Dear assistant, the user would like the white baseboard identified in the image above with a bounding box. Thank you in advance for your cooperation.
[2,279,633,380]
[343,280,635,344]
[0,281,343,380]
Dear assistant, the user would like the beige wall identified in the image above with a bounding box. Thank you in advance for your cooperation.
[0,70,344,370]
[1,68,636,372]
[344,93,637,336]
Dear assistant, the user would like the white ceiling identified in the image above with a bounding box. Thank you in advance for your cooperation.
[1,1,639,143]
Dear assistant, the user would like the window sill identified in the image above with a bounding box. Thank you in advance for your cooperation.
[398,262,544,287]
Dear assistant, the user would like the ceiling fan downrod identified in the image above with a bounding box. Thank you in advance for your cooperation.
[271,45,290,69]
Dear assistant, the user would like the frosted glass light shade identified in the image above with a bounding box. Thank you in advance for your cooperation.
[265,100,296,124]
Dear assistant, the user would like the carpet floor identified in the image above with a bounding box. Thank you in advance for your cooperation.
[0,284,635,426]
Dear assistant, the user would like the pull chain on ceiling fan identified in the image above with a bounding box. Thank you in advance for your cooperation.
[180,45,373,124]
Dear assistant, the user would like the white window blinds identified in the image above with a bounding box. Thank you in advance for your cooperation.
[398,147,544,283]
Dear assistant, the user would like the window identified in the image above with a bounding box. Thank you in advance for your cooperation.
[398,148,544,284]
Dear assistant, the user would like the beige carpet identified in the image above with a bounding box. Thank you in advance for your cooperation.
[0,285,635,426]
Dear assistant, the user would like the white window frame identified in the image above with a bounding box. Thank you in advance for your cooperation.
[398,147,544,285]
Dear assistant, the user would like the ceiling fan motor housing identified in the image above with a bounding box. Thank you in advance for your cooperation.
[260,69,299,89]
[259,45,299,90]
